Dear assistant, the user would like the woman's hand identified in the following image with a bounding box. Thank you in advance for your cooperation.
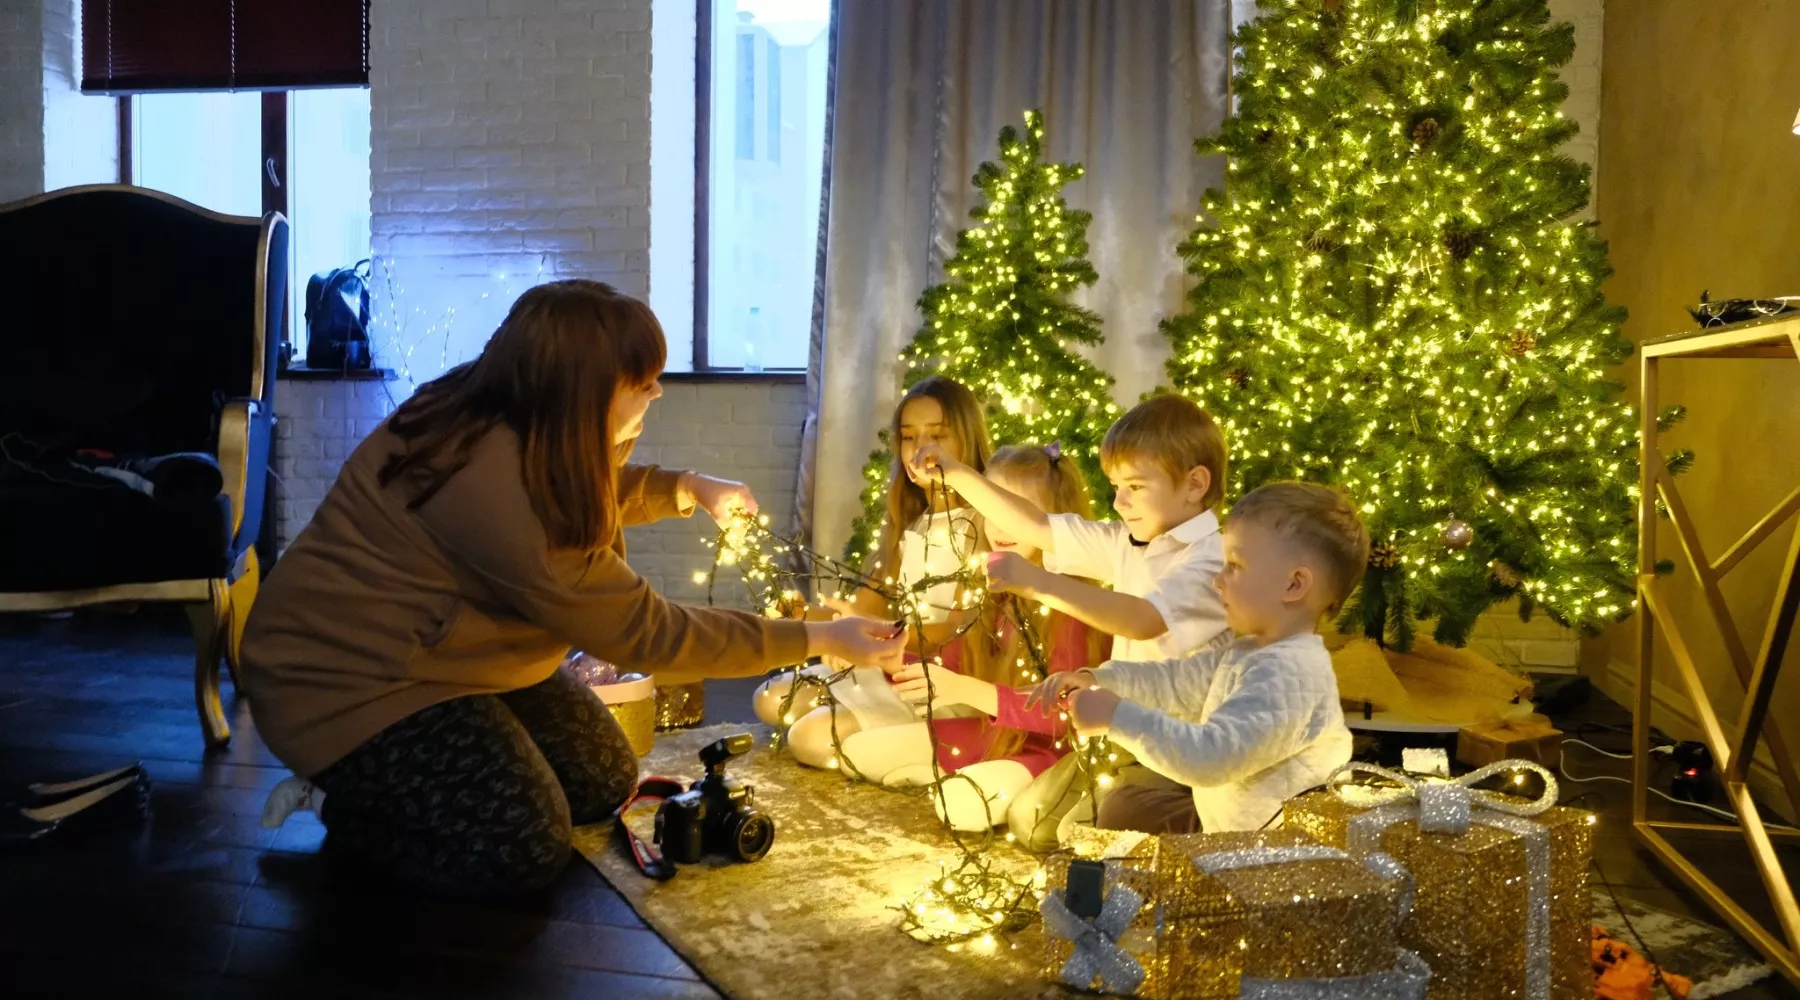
[891,659,982,712]
[1023,669,1094,716]
[806,616,907,673]
[984,550,1045,599]
[909,442,968,483]
[679,472,759,523]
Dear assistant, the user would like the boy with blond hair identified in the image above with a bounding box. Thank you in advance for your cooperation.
[913,393,1230,662]
[1035,481,1369,834]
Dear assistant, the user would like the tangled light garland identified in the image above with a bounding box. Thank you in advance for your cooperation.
[702,484,1120,946]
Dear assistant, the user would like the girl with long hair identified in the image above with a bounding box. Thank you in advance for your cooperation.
[753,375,992,763]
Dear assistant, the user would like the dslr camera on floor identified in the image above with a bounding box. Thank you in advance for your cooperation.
[655,733,775,864]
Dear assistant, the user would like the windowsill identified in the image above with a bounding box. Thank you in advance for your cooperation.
[662,370,806,384]
[279,365,399,382]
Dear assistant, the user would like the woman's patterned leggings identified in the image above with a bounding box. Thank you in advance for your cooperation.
[311,667,638,896]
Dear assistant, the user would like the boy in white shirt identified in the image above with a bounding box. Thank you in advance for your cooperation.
[913,393,1230,661]
[1035,481,1367,834]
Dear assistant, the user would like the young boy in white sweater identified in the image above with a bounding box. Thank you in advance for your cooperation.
[1032,481,1368,834]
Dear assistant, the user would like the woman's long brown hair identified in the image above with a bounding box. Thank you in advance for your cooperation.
[871,375,992,586]
[960,444,1109,761]
[378,280,667,551]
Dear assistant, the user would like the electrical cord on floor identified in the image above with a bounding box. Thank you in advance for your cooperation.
[1559,739,1800,833]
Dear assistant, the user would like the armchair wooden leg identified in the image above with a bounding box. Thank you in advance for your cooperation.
[225,547,261,686]
[187,578,232,748]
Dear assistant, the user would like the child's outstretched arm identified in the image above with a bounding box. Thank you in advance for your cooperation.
[910,443,1052,551]
[891,660,998,716]
[992,563,1169,641]
[1070,659,1328,789]
[1088,644,1228,710]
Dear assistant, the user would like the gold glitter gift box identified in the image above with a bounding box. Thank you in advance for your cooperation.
[1039,827,1411,999]
[1284,763,1594,1000]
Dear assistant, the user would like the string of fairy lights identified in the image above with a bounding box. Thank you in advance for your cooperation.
[1161,0,1647,646]
[702,486,1118,947]
[845,110,1120,568]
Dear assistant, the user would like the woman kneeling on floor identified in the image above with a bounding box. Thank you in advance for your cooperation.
[241,280,904,895]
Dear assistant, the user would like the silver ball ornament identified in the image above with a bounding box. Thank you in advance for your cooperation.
[1441,519,1474,550]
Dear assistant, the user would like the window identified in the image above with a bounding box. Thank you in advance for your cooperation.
[287,87,374,348]
[129,89,371,358]
[132,93,263,216]
[651,0,831,373]
[88,0,371,366]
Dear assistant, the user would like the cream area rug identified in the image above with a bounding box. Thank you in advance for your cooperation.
[571,724,1051,1000]
[573,725,1775,1000]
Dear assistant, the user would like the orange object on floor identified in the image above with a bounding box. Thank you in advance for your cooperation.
[1592,926,1693,1000]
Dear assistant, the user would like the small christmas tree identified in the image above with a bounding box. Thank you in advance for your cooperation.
[1162,0,1680,647]
[845,110,1117,566]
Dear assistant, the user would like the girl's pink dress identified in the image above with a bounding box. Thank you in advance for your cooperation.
[926,614,1107,777]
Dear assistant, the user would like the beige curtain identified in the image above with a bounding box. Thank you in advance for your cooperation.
[797,0,1232,562]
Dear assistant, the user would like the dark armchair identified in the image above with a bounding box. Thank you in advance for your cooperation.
[0,185,287,747]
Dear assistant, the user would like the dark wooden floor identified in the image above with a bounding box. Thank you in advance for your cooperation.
[0,608,1795,999]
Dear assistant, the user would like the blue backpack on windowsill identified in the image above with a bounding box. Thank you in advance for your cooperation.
[304,259,373,370]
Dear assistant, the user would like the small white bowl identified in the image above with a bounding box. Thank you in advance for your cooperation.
[591,673,655,706]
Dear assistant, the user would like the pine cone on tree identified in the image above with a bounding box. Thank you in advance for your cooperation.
[1305,231,1339,254]
[1506,328,1538,355]
[1411,117,1441,147]
[1370,543,1401,569]
[1323,0,1341,12]
[1444,227,1478,260]
[1227,368,1252,388]
[1491,561,1522,588]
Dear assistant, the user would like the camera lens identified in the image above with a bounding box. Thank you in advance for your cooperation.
[731,811,775,862]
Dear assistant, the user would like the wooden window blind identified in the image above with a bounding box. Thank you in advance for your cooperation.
[82,0,370,94]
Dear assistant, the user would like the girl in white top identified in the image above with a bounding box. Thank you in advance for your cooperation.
[753,376,992,762]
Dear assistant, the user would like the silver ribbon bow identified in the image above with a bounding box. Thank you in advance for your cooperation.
[1326,758,1559,835]
[1040,881,1147,995]
[1329,757,1560,1000]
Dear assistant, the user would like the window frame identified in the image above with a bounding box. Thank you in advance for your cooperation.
[120,90,383,373]
[686,0,810,382]
[119,92,294,361]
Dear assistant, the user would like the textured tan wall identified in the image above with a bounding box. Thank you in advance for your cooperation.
[1587,0,1800,805]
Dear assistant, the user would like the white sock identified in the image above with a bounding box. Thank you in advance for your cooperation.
[261,775,326,829]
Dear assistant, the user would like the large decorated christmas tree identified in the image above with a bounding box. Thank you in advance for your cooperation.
[1163,0,1677,647]
[845,110,1118,566]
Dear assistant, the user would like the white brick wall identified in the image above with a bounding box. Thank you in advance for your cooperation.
[0,0,117,202]
[625,379,807,610]
[0,1,48,201]
[369,0,653,361]
[272,381,397,550]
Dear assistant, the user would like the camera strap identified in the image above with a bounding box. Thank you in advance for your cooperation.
[615,776,687,880]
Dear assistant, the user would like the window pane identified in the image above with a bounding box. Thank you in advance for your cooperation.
[706,0,829,370]
[290,87,373,352]
[134,92,261,216]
